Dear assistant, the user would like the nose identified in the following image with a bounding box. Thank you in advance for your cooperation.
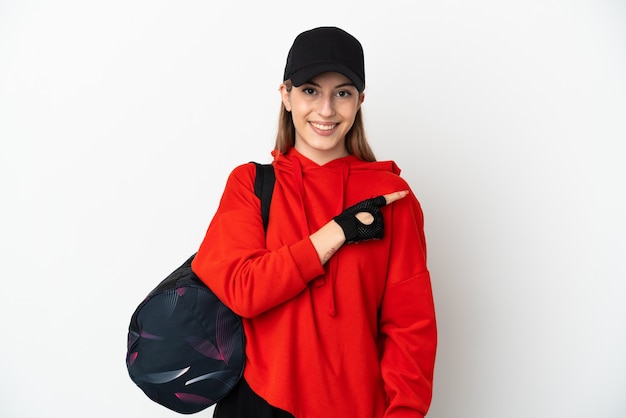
[317,95,336,117]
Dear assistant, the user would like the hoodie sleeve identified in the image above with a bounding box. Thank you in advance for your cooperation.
[191,163,324,318]
[379,190,437,418]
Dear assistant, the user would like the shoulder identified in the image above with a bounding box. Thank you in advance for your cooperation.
[350,160,410,191]
[230,161,257,176]
[225,161,277,196]
[226,162,258,186]
[378,169,410,189]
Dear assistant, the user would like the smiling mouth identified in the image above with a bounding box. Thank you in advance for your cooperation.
[310,122,337,131]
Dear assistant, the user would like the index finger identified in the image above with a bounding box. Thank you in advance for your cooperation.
[383,190,409,205]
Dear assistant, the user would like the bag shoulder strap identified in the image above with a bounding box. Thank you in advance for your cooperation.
[252,162,275,231]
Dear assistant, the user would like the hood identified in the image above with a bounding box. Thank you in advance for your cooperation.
[272,148,401,177]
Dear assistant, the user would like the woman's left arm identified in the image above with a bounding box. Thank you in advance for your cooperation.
[379,192,437,418]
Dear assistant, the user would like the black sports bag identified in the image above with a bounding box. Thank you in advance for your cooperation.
[126,162,275,414]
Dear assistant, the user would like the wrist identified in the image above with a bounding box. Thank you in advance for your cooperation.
[310,220,346,265]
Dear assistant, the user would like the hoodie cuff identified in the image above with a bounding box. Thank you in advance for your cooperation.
[289,238,325,284]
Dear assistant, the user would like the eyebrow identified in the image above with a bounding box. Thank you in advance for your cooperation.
[303,80,356,89]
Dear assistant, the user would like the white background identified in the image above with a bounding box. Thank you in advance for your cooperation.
[1,1,624,417]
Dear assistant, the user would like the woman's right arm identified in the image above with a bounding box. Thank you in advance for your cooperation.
[191,163,325,318]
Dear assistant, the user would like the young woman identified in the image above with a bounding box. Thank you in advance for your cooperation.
[192,26,437,418]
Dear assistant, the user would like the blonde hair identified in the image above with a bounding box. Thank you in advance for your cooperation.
[274,81,376,162]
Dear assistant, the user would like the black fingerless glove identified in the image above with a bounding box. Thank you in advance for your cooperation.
[333,196,387,243]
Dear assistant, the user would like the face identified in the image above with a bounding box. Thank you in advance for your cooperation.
[280,72,364,165]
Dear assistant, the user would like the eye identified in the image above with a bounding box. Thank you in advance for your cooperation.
[303,87,316,95]
[336,90,353,98]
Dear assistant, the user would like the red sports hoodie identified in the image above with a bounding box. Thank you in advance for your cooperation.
[192,148,437,418]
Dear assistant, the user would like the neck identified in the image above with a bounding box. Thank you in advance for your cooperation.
[293,145,349,166]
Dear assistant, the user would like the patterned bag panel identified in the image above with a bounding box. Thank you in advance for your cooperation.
[126,255,245,414]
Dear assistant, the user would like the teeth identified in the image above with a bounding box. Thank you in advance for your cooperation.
[311,122,336,131]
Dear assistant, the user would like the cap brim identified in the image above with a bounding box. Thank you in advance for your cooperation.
[289,62,365,92]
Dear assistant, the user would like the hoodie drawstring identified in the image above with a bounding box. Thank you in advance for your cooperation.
[290,155,350,317]
[326,161,349,316]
